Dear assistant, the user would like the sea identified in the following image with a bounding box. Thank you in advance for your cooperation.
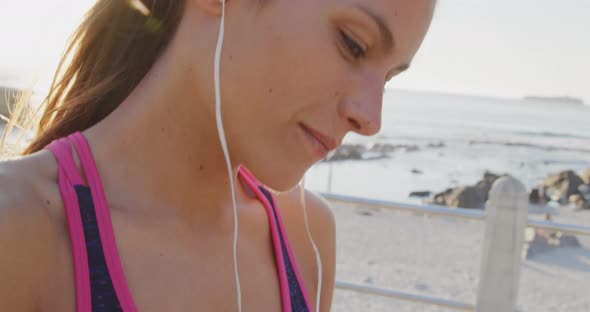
[305,89,590,205]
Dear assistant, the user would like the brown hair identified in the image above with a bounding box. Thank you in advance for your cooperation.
[3,0,186,155]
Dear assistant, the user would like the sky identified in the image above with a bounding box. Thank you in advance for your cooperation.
[394,0,590,103]
[0,0,588,104]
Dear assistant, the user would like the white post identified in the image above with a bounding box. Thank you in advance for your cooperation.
[476,176,528,312]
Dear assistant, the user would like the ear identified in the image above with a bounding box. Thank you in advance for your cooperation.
[193,0,228,16]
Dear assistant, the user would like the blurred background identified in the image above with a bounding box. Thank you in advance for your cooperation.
[1,1,589,311]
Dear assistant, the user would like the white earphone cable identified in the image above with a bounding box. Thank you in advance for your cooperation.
[300,176,323,311]
[214,1,242,312]
[215,2,322,312]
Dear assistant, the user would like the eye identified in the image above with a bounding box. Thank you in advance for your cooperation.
[339,30,366,60]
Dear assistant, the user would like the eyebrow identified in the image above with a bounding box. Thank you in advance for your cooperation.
[354,5,395,54]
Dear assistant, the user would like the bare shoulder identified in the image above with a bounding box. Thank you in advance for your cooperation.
[0,153,65,311]
[275,186,336,312]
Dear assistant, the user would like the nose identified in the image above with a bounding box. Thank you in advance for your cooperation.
[338,76,383,136]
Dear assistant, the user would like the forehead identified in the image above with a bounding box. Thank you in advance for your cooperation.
[362,0,435,56]
[324,0,435,61]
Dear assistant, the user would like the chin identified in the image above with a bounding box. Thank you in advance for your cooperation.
[245,162,307,193]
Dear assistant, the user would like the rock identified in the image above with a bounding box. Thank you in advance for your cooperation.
[529,188,542,204]
[474,171,505,201]
[445,186,485,209]
[569,194,590,210]
[523,227,581,259]
[579,184,590,200]
[432,188,454,206]
[369,143,395,153]
[328,143,400,161]
[522,228,550,259]
[326,142,422,161]
[329,144,366,161]
[409,191,432,198]
[427,142,446,148]
[553,233,582,248]
[543,170,585,204]
[411,169,423,175]
[580,169,590,184]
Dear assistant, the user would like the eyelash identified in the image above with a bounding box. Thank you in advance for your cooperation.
[339,30,366,60]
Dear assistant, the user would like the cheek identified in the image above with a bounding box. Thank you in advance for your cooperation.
[221,13,349,167]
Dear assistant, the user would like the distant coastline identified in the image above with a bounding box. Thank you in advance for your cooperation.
[524,96,585,106]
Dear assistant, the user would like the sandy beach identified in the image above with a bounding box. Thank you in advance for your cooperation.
[328,200,590,311]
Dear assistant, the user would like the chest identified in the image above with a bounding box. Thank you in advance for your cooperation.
[43,212,289,312]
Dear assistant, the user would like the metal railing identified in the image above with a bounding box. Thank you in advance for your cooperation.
[321,177,590,311]
[335,280,475,311]
[322,192,590,237]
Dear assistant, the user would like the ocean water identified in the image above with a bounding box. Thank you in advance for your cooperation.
[305,89,590,204]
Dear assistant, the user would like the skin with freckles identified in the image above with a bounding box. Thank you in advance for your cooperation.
[0,0,435,311]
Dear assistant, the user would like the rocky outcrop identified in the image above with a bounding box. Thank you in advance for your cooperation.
[580,169,590,185]
[528,170,589,209]
[326,143,421,161]
[423,169,590,212]
[430,172,505,209]
[329,144,366,161]
[432,188,454,206]
[409,191,432,198]
[523,226,581,259]
[474,172,505,202]
[542,170,585,204]
[444,186,486,209]
[569,194,590,210]
[325,140,450,162]
[529,187,546,204]
[427,142,446,148]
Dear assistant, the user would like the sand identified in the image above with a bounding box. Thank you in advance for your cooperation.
[328,200,590,312]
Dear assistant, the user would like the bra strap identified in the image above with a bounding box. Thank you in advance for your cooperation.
[45,138,92,311]
[68,132,137,312]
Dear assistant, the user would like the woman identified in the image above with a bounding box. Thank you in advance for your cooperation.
[0,0,435,311]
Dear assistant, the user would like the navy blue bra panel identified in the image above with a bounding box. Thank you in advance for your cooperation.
[259,187,310,312]
[75,185,123,312]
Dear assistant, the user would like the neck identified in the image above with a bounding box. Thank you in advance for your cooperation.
[83,37,247,226]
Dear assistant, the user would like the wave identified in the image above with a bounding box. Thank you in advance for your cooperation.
[512,130,590,140]
[469,140,590,154]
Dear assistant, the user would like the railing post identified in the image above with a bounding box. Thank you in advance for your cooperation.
[476,176,528,312]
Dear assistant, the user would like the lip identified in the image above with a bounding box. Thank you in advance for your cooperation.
[299,123,338,155]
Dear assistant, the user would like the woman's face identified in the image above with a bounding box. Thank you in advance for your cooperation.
[188,0,435,191]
